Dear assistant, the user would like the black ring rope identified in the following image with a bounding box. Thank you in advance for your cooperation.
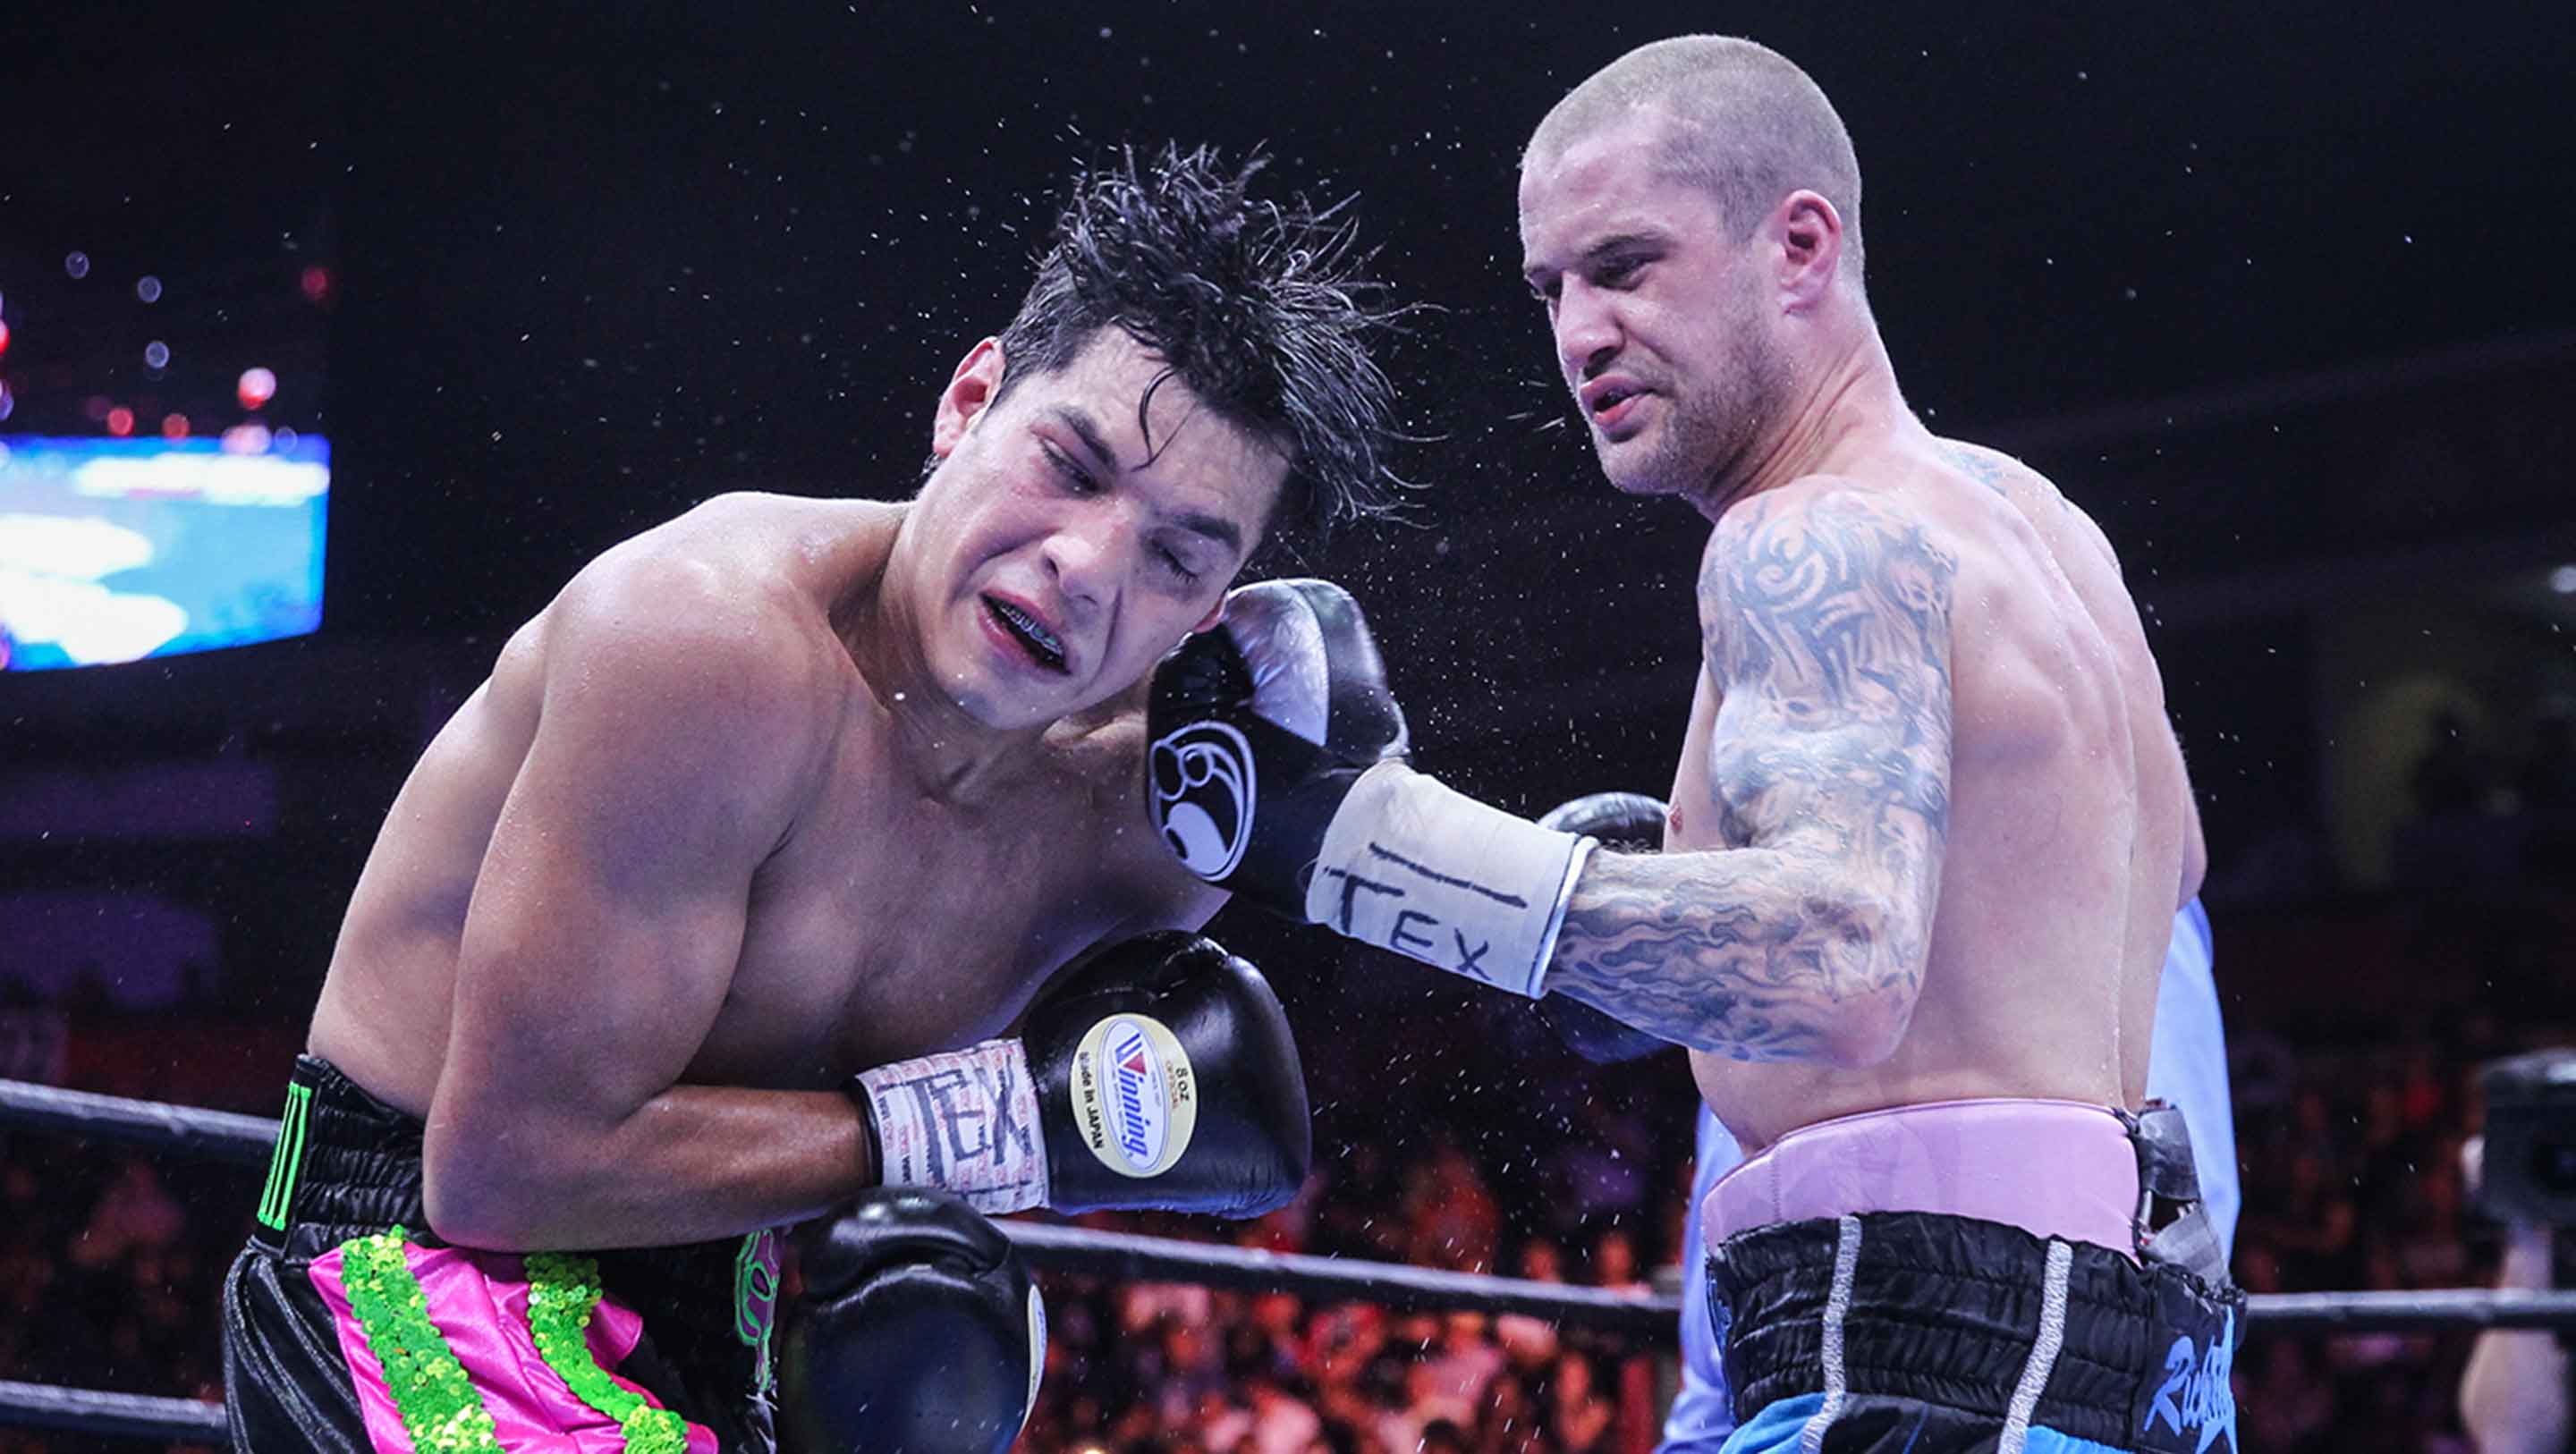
[0,1078,281,1169]
[8,1076,2576,1443]
[0,1379,231,1444]
[1002,1222,1673,1331]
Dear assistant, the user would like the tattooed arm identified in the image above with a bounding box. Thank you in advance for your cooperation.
[1546,481,1958,1064]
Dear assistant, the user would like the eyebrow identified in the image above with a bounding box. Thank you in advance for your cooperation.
[1050,405,1123,475]
[1523,230,1665,286]
[1046,404,1247,558]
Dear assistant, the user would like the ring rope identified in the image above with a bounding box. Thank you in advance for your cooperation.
[9,1072,2576,1445]
[0,1379,230,1444]
[0,1078,281,1168]
[1002,1221,1674,1332]
[0,1078,1674,1331]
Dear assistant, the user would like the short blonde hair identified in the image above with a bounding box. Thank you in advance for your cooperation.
[1527,36,1865,279]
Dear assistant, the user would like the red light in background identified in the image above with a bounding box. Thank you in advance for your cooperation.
[82,395,113,422]
[238,367,278,410]
[300,266,333,303]
[162,413,191,441]
[0,320,11,358]
[106,407,135,437]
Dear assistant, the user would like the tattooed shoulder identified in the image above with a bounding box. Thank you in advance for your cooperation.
[1699,482,1961,705]
[1940,441,2015,500]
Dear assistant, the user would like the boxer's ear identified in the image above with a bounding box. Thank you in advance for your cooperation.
[931,338,1007,458]
[1768,190,1845,314]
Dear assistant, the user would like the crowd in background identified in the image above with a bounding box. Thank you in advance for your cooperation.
[4,709,2576,1452]
[0,1150,244,1454]
[0,989,2563,1454]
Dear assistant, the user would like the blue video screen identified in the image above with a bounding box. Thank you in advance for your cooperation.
[0,434,327,670]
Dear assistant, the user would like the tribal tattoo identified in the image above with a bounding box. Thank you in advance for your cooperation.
[1549,486,1957,1061]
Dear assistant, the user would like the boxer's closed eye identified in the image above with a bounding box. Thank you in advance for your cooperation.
[1041,441,1100,495]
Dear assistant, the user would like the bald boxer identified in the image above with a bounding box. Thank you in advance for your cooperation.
[1149,36,2241,1454]
[221,146,1411,1454]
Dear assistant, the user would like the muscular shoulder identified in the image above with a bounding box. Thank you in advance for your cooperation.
[1936,439,2124,577]
[648,491,905,584]
[565,492,887,669]
[1699,477,1959,648]
[533,506,856,799]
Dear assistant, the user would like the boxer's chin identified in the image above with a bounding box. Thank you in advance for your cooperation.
[1593,433,1684,498]
[949,683,1052,732]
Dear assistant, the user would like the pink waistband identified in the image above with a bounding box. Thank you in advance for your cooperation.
[1700,1098,2140,1257]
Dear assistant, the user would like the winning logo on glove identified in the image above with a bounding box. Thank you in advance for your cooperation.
[1150,721,1257,881]
[1069,1013,1199,1177]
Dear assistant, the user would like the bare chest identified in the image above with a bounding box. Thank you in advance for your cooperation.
[1663,669,1728,852]
[690,752,1165,1087]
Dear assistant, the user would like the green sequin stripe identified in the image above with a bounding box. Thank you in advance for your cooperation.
[338,1229,504,1454]
[524,1253,691,1454]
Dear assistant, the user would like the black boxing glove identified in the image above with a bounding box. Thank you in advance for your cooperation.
[851,933,1310,1219]
[1020,931,1310,1217]
[1529,792,1674,1064]
[1148,579,1593,997]
[776,1188,1042,1454]
[1535,790,1670,850]
[1148,578,1412,900]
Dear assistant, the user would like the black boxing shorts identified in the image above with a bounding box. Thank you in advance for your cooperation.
[220,1057,783,1454]
[1700,1100,2243,1454]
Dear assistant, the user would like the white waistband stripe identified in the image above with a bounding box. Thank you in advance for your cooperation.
[1998,1238,2076,1454]
[1798,1214,1864,1454]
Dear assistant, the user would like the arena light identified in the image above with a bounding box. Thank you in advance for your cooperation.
[0,435,327,667]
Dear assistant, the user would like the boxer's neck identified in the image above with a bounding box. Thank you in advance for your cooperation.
[1695,327,1919,521]
[838,550,1055,804]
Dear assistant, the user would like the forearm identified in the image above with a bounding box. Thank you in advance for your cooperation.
[427,1083,870,1251]
[1546,846,1915,1065]
[2462,1226,2570,1454]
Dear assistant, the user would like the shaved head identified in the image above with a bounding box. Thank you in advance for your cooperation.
[1527,36,1865,281]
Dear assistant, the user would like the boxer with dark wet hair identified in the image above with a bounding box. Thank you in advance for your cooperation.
[1151,38,2241,1454]
[221,145,1412,1454]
